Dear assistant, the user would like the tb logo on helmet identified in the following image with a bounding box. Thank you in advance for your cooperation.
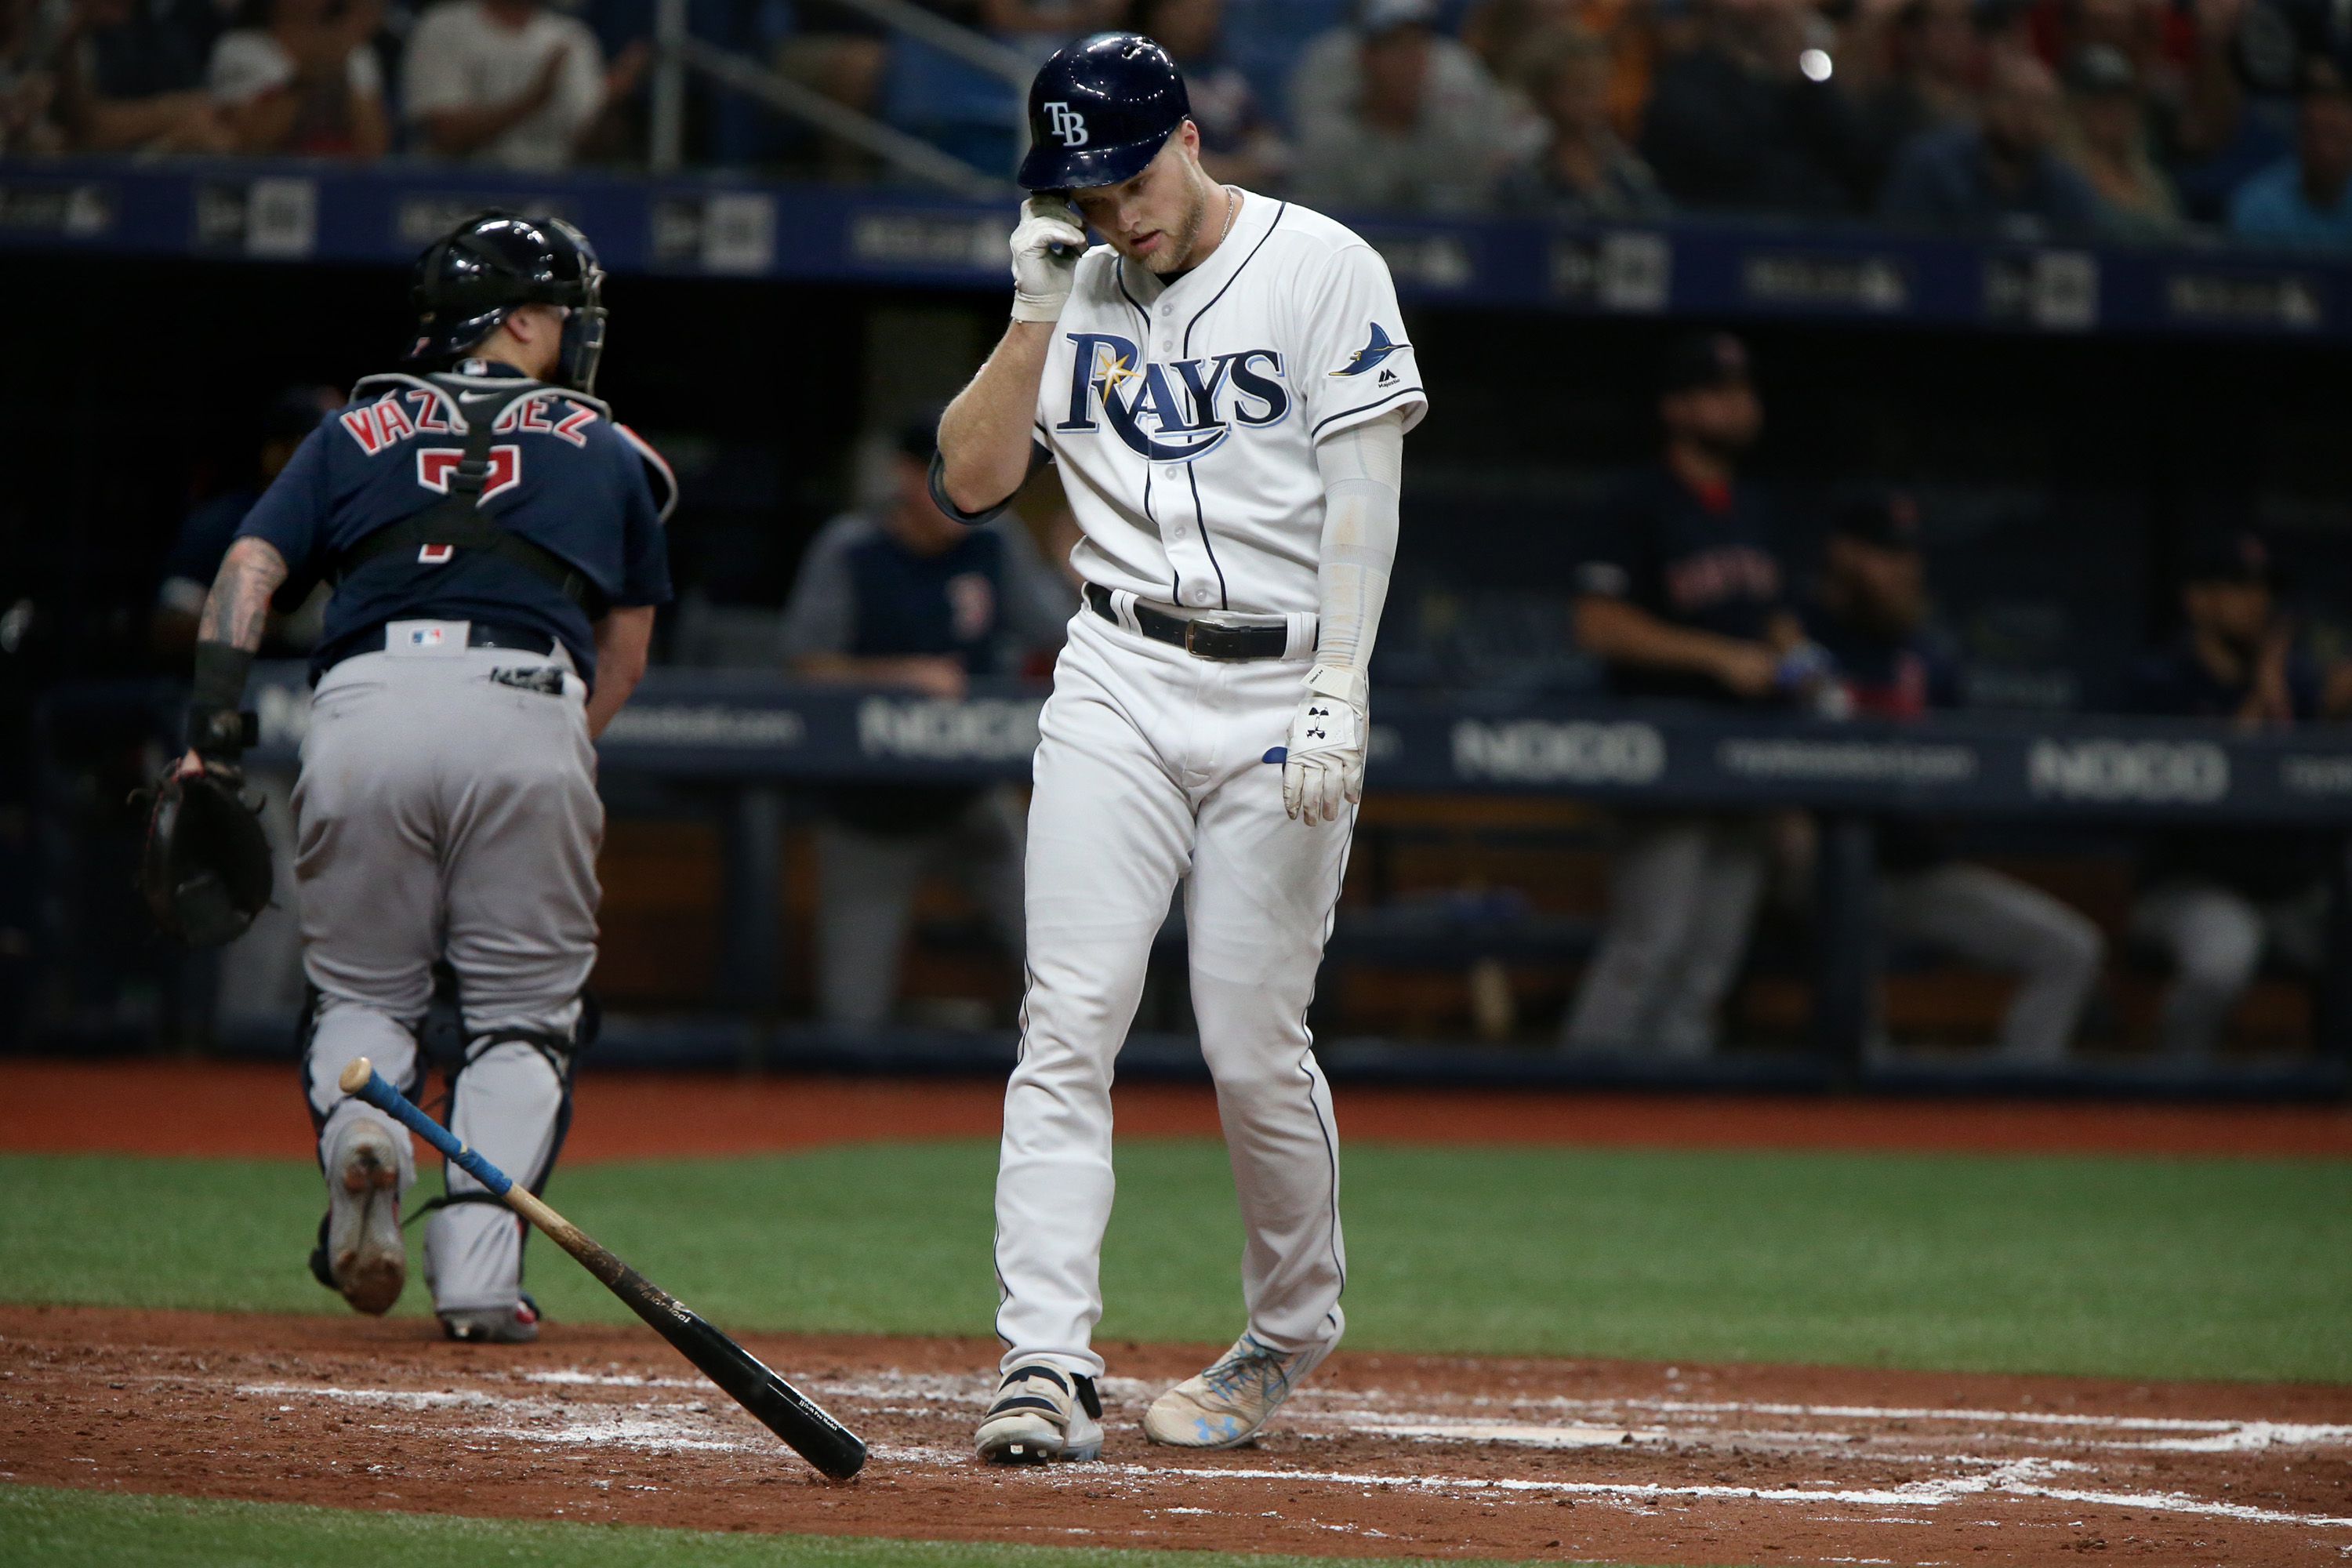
[1045,102,1089,147]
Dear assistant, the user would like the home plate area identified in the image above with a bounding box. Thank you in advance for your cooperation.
[4,1306,2349,1565]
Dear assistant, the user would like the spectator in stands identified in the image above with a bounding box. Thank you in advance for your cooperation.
[1133,0,1285,187]
[56,0,234,151]
[1562,333,1806,1058]
[1637,0,1878,216]
[208,0,387,156]
[2229,58,2352,244]
[775,3,891,178]
[777,416,1073,1032]
[1851,0,1985,169]
[1467,0,1653,141]
[2025,0,2184,89]
[1290,0,1518,213]
[1880,49,2106,237]
[1804,492,2106,1063]
[2064,41,2180,234]
[1464,0,1575,77]
[151,386,339,656]
[2126,532,2338,1057]
[2165,0,2292,222]
[1,0,70,152]
[401,0,646,169]
[1498,26,1671,218]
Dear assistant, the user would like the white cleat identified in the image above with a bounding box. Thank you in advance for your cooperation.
[324,1120,405,1316]
[975,1363,1105,1464]
[1142,1332,1332,1450]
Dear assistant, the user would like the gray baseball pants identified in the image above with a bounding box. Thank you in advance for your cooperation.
[1879,862,2105,1060]
[2129,880,2328,1056]
[812,786,1026,1029]
[1563,814,1769,1056]
[295,632,601,1316]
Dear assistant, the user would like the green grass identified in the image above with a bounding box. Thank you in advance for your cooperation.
[3,1140,2347,1382]
[0,1484,1617,1568]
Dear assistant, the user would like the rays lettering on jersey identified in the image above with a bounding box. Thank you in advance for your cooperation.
[1055,332,1287,462]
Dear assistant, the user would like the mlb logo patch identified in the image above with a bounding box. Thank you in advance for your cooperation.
[408,626,446,648]
[418,543,456,565]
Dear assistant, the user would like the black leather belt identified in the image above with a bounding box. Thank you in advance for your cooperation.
[1084,583,1293,662]
[323,622,557,676]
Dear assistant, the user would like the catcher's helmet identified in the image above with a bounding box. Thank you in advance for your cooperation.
[405,212,608,394]
[1017,32,1190,192]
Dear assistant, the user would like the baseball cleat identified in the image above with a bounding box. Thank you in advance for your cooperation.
[1142,1332,1331,1449]
[440,1295,540,1344]
[321,1120,405,1316]
[975,1363,1103,1463]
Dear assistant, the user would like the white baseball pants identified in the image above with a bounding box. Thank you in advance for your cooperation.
[995,608,1352,1381]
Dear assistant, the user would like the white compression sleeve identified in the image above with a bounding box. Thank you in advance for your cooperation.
[1309,410,1406,696]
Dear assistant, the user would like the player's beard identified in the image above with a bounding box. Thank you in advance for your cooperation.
[1148,180,1213,276]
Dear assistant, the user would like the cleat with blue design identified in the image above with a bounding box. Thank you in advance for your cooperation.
[975,1363,1104,1464]
[1142,1332,1332,1450]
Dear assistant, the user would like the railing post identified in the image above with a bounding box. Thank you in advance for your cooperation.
[651,0,688,173]
[1813,812,1878,1078]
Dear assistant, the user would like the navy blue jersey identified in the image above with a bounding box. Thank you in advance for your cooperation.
[1804,597,1966,873]
[779,511,1073,678]
[1802,601,1964,720]
[236,365,673,686]
[854,528,1014,670]
[2125,636,2321,724]
[1577,466,1788,702]
[778,508,1073,835]
[2127,636,2326,901]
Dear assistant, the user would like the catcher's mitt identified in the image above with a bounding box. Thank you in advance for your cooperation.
[140,764,274,948]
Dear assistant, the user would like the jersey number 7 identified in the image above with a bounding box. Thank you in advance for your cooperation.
[416,446,523,502]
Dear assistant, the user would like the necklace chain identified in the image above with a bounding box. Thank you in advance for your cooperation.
[1216,184,1240,249]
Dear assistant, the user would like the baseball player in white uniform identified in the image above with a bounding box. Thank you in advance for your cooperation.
[934,33,1425,1462]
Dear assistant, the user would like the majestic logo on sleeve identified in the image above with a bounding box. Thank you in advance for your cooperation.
[1330,322,1410,377]
[1056,332,1288,461]
[1044,102,1088,147]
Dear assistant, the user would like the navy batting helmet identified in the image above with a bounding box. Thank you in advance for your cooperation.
[405,211,608,394]
[1017,32,1190,192]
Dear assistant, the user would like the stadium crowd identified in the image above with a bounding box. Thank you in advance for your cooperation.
[6,0,2352,244]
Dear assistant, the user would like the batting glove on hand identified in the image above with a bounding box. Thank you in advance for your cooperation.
[1010,196,1086,323]
[1280,665,1368,827]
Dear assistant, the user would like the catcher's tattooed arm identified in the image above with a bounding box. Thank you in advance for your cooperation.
[177,538,289,778]
[196,537,291,652]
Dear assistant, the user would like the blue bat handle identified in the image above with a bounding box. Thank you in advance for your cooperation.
[345,1062,513,1198]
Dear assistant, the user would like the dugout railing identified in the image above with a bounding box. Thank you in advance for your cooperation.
[24,670,2352,1094]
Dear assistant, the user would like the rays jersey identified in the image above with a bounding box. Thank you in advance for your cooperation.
[1034,195,1427,616]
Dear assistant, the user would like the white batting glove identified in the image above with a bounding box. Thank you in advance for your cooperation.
[1280,665,1369,827]
[1009,195,1086,323]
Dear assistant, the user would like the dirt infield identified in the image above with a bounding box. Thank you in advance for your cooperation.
[6,1059,2350,1162]
[2,1305,2347,1566]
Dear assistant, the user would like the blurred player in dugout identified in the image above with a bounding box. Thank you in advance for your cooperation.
[152,387,344,1037]
[1563,332,1808,1056]
[1802,492,2106,1062]
[2127,531,2352,1056]
[777,415,1073,1030]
